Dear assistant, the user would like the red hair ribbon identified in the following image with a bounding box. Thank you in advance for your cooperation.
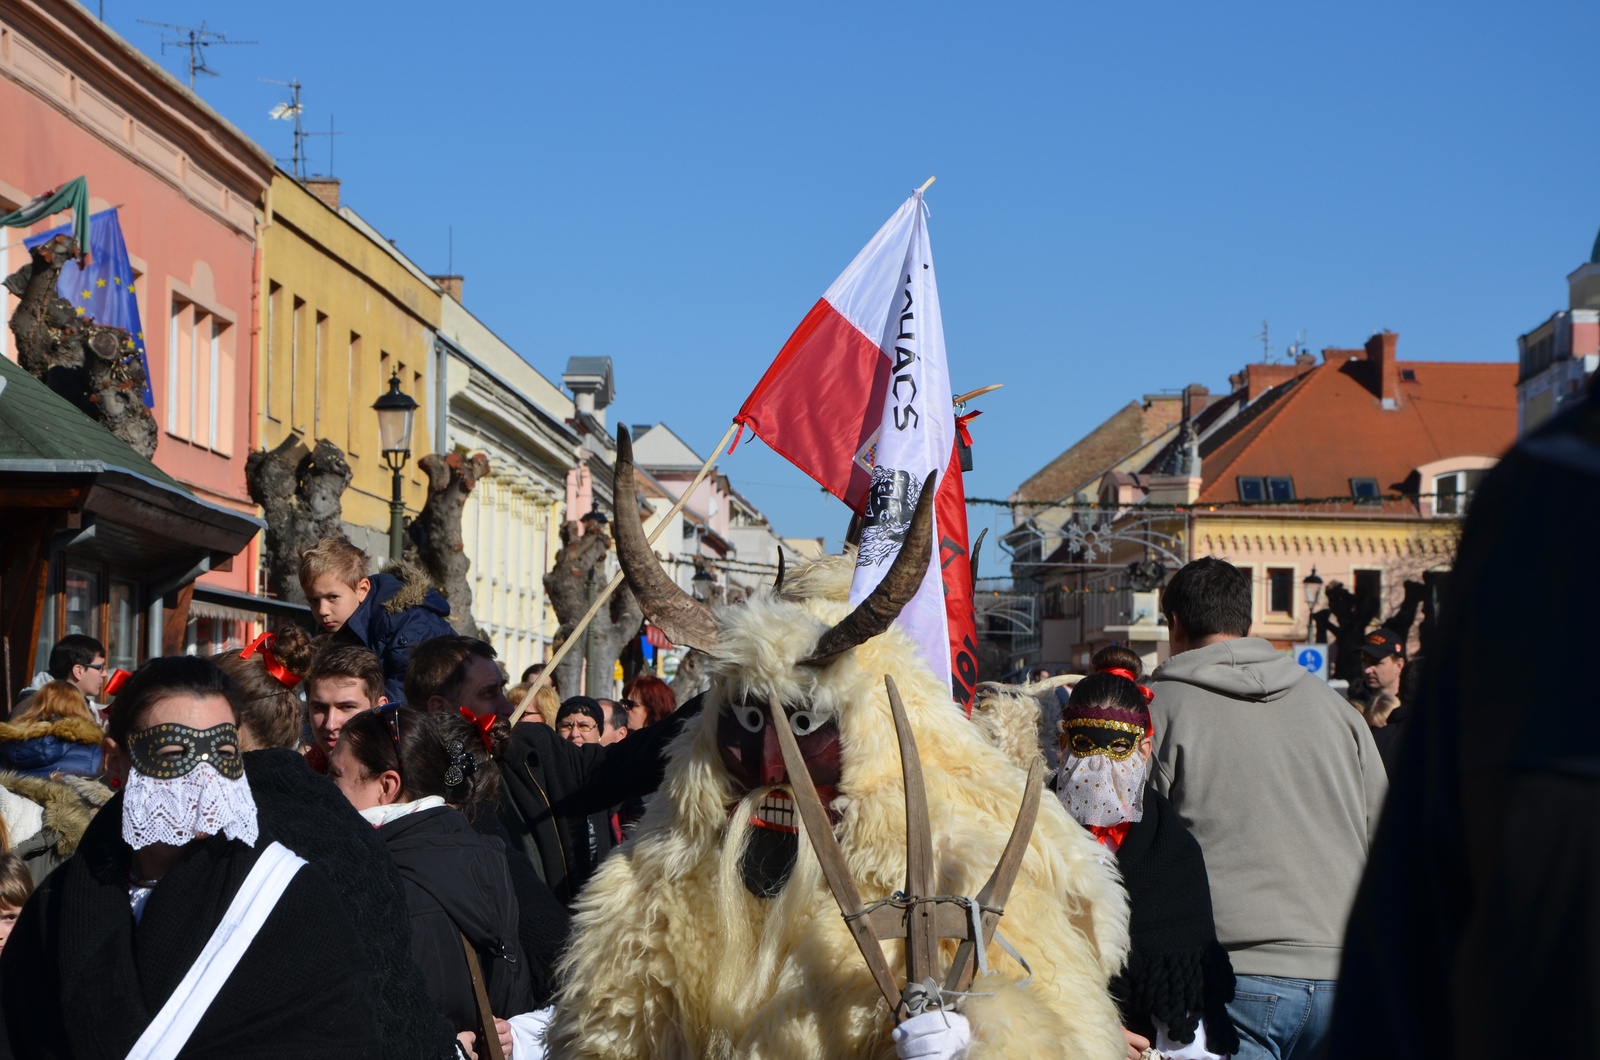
[240,632,302,689]
[459,707,496,752]
[1101,667,1155,706]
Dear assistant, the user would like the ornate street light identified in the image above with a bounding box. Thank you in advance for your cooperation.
[691,566,716,603]
[373,371,418,561]
[1302,567,1324,641]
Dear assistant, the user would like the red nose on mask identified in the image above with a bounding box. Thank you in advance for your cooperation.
[760,723,787,786]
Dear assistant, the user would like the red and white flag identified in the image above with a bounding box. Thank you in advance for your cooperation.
[735,189,979,709]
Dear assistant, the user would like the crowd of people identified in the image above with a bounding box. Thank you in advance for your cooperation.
[0,481,1540,1060]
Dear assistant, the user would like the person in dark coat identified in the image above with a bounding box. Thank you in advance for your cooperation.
[404,636,704,905]
[0,681,103,778]
[216,626,460,1060]
[299,537,455,705]
[329,706,535,1041]
[0,656,383,1059]
[1328,388,1600,1059]
[1054,669,1239,1058]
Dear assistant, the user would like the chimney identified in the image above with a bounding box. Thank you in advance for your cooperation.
[304,176,340,211]
[431,275,463,302]
[1365,331,1399,409]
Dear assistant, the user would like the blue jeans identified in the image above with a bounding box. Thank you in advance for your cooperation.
[1226,975,1337,1060]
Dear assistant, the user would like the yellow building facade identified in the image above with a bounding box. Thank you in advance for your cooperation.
[256,174,441,559]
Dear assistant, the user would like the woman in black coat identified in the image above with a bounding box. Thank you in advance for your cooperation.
[329,706,535,1041]
[0,656,383,1059]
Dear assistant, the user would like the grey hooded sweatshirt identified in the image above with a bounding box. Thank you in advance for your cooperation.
[1148,637,1387,980]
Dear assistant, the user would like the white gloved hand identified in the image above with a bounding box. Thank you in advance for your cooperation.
[893,1010,973,1060]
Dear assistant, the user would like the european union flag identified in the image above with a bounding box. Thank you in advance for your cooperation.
[25,208,153,407]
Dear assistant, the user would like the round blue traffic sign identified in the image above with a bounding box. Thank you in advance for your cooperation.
[1297,648,1324,672]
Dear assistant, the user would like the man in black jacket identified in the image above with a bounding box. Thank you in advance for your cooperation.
[405,637,702,905]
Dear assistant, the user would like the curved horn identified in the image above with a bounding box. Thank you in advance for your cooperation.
[970,527,988,595]
[774,547,786,593]
[803,470,937,666]
[612,426,719,651]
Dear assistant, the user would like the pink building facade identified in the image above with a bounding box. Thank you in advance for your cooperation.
[0,3,273,657]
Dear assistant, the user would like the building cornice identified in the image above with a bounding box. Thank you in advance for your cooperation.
[1,3,272,212]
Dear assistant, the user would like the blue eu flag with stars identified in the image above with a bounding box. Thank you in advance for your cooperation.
[25,208,153,407]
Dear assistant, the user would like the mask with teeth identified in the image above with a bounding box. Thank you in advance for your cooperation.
[716,701,842,896]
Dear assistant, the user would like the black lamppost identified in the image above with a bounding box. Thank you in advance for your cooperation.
[1302,567,1324,642]
[373,372,418,562]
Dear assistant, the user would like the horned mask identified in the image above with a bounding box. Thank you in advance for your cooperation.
[544,426,1131,1060]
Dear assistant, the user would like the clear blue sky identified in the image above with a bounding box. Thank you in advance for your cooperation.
[110,0,1600,575]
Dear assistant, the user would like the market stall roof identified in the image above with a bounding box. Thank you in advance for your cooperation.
[0,355,263,568]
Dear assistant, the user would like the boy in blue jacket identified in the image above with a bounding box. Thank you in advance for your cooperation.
[298,536,455,705]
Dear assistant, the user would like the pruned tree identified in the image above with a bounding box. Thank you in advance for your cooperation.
[5,234,157,457]
[246,434,353,604]
[1316,580,1382,683]
[406,451,490,637]
[668,648,710,706]
[543,520,642,699]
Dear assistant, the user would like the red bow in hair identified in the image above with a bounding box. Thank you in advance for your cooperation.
[459,708,495,752]
[241,632,301,689]
[1101,667,1155,706]
[1088,822,1131,850]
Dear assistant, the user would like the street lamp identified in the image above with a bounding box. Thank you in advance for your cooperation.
[1302,567,1324,642]
[691,567,716,603]
[373,371,418,561]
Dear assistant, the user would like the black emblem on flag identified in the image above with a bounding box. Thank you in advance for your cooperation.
[857,466,923,568]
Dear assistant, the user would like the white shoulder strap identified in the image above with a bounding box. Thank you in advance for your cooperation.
[125,841,307,1060]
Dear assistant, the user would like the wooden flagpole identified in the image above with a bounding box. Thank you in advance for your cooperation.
[509,420,741,724]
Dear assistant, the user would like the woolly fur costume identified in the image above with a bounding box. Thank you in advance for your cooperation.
[548,554,1130,1059]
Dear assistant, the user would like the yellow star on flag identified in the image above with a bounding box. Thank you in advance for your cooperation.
[75,307,85,316]
[97,279,106,287]
[81,290,91,299]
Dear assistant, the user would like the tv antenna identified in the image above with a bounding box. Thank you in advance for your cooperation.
[1254,319,1271,363]
[262,80,339,180]
[138,20,256,90]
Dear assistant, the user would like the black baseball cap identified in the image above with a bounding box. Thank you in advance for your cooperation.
[1359,627,1406,660]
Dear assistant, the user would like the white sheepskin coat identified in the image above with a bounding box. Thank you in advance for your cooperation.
[547,554,1129,1059]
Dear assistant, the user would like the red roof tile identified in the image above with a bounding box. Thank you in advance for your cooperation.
[1195,351,1516,503]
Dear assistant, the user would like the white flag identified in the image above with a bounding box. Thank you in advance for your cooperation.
[848,190,957,688]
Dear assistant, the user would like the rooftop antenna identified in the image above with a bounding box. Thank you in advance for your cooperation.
[138,20,256,90]
[262,78,308,178]
[1254,319,1271,363]
[303,114,342,177]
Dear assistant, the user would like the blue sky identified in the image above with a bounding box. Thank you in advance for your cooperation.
[110,0,1600,575]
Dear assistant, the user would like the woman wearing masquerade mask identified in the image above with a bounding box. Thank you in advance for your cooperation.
[1057,667,1239,1060]
[330,707,537,1054]
[0,655,384,1059]
[215,633,463,1060]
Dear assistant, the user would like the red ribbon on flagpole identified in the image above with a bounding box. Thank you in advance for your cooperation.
[955,409,983,447]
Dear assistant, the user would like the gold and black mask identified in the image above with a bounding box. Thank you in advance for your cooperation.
[126,722,244,781]
[1062,718,1145,762]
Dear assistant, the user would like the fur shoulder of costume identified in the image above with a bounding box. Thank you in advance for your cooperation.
[0,769,108,857]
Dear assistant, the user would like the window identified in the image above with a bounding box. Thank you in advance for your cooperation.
[1434,470,1486,515]
[1237,476,1265,502]
[265,283,280,422]
[1266,476,1295,501]
[108,579,139,675]
[1267,567,1294,616]
[1400,368,1417,382]
[64,566,101,639]
[314,312,327,438]
[348,333,362,454]
[291,297,305,430]
[1350,477,1380,503]
[207,320,222,450]
[167,299,186,435]
[1354,569,1382,617]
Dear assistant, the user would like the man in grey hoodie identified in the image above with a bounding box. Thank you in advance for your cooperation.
[1148,557,1387,1060]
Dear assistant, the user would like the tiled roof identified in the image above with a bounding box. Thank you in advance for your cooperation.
[1185,352,1516,503]
[1017,402,1157,502]
[0,354,186,491]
